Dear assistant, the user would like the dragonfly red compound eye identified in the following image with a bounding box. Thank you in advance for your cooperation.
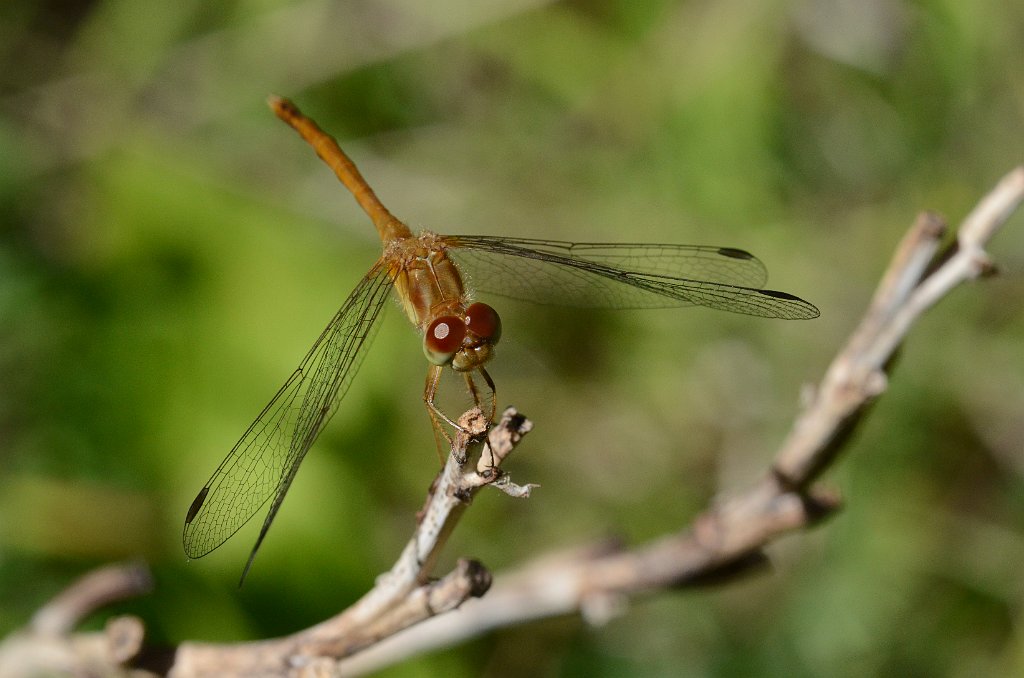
[465,302,501,343]
[423,315,468,365]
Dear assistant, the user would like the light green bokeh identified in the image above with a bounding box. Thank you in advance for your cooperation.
[1,1,1023,675]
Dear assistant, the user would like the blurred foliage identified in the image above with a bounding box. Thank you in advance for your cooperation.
[2,0,1024,675]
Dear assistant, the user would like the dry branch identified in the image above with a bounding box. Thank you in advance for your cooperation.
[339,166,1024,674]
[1,168,1021,677]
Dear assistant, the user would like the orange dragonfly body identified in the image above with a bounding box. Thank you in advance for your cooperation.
[184,97,819,582]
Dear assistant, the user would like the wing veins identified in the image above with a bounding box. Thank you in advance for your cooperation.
[183,262,395,560]
[448,235,817,318]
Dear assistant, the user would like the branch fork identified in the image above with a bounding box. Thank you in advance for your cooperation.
[171,407,535,676]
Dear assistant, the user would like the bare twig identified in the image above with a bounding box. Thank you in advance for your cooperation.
[29,562,153,636]
[774,167,1024,484]
[0,563,154,678]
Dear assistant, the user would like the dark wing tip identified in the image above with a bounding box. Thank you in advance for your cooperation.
[757,289,820,319]
[717,247,755,260]
[185,486,210,525]
[758,289,800,301]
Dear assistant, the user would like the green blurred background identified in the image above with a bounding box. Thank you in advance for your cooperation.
[2,0,1024,675]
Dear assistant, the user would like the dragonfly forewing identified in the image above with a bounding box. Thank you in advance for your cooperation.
[446,236,818,318]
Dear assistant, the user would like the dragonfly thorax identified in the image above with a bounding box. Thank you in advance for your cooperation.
[390,233,465,329]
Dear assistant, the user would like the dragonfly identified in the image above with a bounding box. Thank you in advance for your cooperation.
[183,96,819,582]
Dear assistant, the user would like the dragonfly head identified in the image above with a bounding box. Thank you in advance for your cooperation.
[423,302,502,371]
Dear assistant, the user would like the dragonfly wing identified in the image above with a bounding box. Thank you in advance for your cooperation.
[446,235,817,318]
[623,271,819,319]
[183,261,396,568]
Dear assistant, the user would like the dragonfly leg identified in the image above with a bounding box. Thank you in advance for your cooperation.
[424,365,455,463]
[424,364,460,434]
[462,370,496,422]
[463,372,482,407]
[478,367,497,422]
